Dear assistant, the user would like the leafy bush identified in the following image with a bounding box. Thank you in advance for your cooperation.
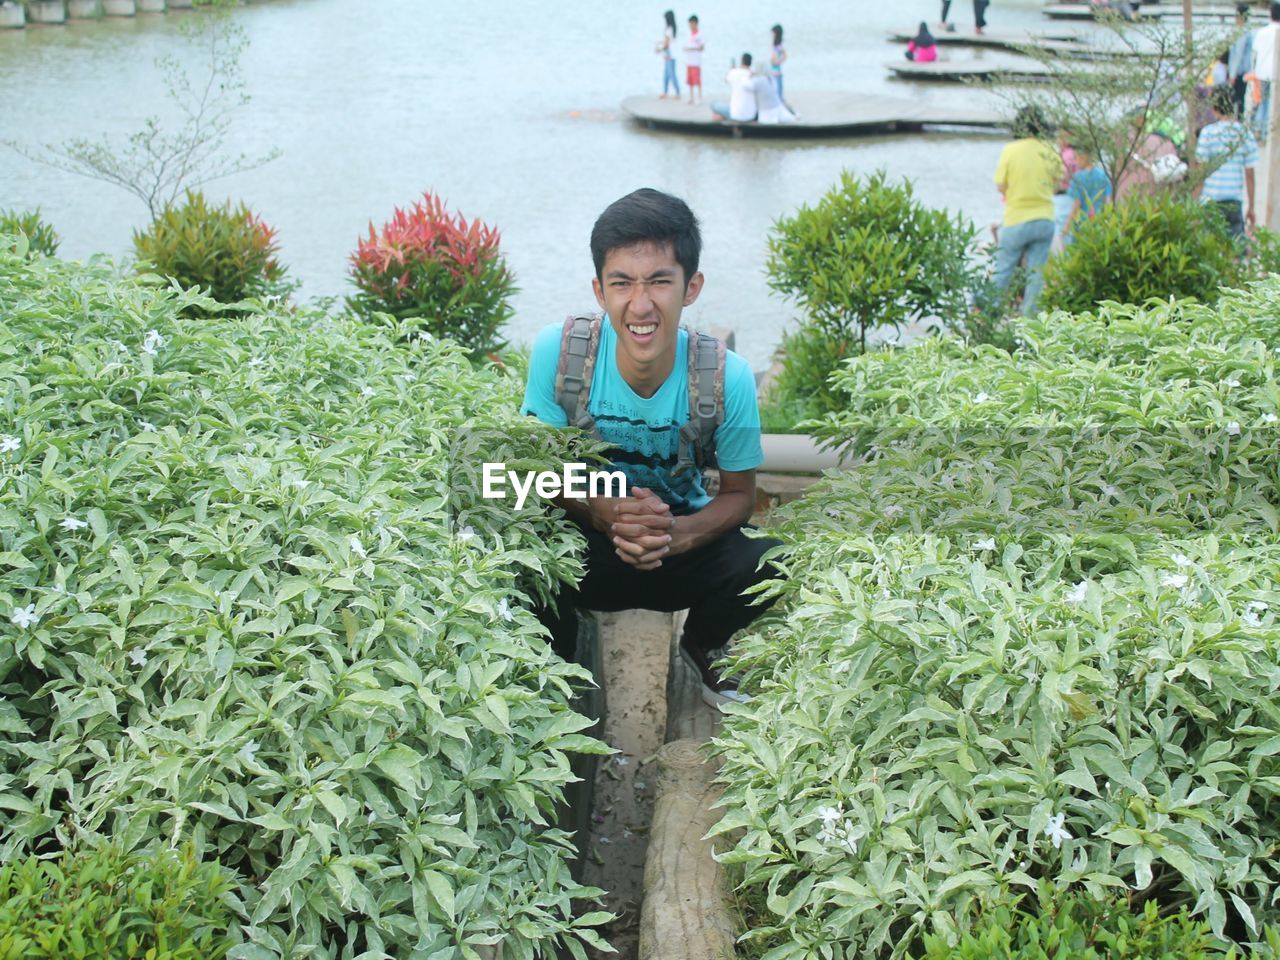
[0,209,59,259]
[709,282,1280,959]
[1249,227,1280,281]
[0,250,612,958]
[349,191,516,358]
[1040,193,1239,313]
[916,888,1228,960]
[132,189,286,314]
[765,170,979,410]
[0,842,234,959]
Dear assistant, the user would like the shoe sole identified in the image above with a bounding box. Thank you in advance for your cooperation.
[677,644,750,708]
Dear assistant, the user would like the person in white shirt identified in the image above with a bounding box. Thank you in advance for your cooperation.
[711,53,757,122]
[684,14,706,104]
[1251,2,1280,141]
[752,69,796,123]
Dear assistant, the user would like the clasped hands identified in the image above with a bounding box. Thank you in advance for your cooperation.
[591,486,682,571]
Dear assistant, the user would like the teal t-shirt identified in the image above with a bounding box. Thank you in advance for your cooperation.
[521,318,764,514]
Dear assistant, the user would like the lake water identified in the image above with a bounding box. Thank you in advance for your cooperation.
[1,0,1064,369]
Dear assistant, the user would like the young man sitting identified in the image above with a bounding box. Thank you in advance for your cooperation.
[521,188,781,705]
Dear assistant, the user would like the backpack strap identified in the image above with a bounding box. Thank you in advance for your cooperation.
[554,314,604,440]
[673,326,725,477]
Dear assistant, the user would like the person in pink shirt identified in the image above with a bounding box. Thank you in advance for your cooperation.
[906,22,939,61]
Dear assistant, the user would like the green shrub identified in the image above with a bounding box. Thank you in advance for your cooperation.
[765,170,979,410]
[0,842,234,959]
[709,282,1280,959]
[0,250,611,958]
[132,189,286,313]
[348,192,516,358]
[1249,227,1280,281]
[916,888,1228,960]
[1041,194,1239,312]
[0,209,59,259]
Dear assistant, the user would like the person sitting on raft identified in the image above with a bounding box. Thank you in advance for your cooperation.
[711,52,758,121]
[906,23,939,62]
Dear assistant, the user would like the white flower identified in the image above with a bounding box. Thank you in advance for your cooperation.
[973,537,996,552]
[59,517,88,531]
[0,436,20,454]
[1227,422,1241,436]
[1243,600,1268,627]
[1101,484,1120,499]
[248,357,265,367]
[291,478,311,489]
[1265,413,1279,424]
[497,597,513,622]
[973,392,991,403]
[361,386,376,398]
[238,740,260,765]
[350,536,367,559]
[456,525,477,543]
[1043,812,1072,849]
[109,339,127,352]
[367,809,377,824]
[139,420,157,433]
[9,604,38,630]
[1225,378,1241,388]
[1065,581,1088,604]
[129,648,147,667]
[1162,573,1189,589]
[816,804,844,826]
[1171,553,1192,568]
[141,330,164,355]
[883,504,902,518]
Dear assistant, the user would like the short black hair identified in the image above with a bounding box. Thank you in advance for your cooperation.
[1013,105,1051,139]
[1211,87,1235,116]
[590,189,702,286]
[1237,2,1251,15]
[689,13,698,23]
[742,52,753,66]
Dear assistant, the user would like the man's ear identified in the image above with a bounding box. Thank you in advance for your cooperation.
[592,276,606,310]
[683,270,705,306]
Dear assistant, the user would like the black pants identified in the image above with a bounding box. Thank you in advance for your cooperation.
[942,0,987,26]
[1212,199,1245,240]
[535,522,783,660]
[1233,76,1248,120]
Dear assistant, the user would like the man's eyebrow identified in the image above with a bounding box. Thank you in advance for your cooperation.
[604,267,678,280]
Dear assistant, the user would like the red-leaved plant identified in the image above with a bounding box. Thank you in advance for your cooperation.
[348,192,516,357]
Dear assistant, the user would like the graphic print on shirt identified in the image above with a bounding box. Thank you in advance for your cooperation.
[589,395,703,514]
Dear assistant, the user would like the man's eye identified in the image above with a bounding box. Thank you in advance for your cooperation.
[650,278,671,286]
[611,281,631,289]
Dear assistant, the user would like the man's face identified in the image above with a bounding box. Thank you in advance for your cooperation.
[592,241,703,384]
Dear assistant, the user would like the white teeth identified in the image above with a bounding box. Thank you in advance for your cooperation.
[629,324,657,336]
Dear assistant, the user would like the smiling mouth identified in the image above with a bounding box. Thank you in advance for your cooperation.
[627,323,658,336]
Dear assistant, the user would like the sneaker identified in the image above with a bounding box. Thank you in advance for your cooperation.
[678,639,750,708]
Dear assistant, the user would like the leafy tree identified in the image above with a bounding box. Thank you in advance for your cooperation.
[7,0,278,219]
[765,170,979,409]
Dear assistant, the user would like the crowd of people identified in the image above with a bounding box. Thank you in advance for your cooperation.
[654,11,793,122]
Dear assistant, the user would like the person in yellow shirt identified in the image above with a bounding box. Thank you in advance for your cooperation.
[992,106,1064,316]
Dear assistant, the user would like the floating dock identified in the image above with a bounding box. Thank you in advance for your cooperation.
[1042,2,1261,19]
[620,93,1004,138]
[887,58,1058,82]
[886,26,1085,51]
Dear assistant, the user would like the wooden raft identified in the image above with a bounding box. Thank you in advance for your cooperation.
[622,92,1003,138]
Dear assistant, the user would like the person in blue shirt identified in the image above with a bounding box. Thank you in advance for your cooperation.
[521,188,780,705]
[1196,87,1259,239]
[1060,143,1112,245]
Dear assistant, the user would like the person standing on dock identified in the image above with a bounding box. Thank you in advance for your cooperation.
[657,10,681,100]
[939,0,988,36]
[991,106,1063,316]
[1250,2,1280,142]
[1228,4,1255,119]
[522,188,780,706]
[685,14,706,104]
[769,24,786,99]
